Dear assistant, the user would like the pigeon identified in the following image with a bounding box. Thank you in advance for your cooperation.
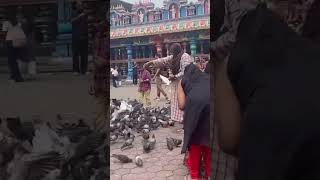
[172,138,182,147]
[142,133,149,140]
[6,117,35,145]
[149,134,156,150]
[7,151,62,180]
[121,134,135,151]
[111,154,132,163]
[135,156,143,167]
[166,137,174,151]
[143,141,151,153]
[143,134,156,153]
[110,134,118,142]
[168,120,175,126]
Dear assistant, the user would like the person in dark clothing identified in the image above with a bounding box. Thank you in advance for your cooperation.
[132,62,138,85]
[18,12,38,79]
[178,63,210,179]
[215,3,320,180]
[72,1,88,75]
[6,15,25,82]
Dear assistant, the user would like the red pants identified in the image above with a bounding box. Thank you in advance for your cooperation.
[186,144,210,179]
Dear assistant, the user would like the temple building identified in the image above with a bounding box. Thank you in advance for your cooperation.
[0,0,106,57]
[110,0,210,80]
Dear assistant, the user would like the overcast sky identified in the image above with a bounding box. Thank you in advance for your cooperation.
[122,0,196,8]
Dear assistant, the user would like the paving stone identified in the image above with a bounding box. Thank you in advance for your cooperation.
[167,175,186,180]
[114,168,131,176]
[122,173,152,180]
[147,165,163,173]
[156,170,173,177]
[173,168,189,176]
[145,157,160,163]
[110,163,122,171]
[151,177,166,180]
[154,159,169,166]
[122,163,137,169]
[162,164,182,171]
[131,167,148,174]
[110,174,122,180]
[170,159,183,165]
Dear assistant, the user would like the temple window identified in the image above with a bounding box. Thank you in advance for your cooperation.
[187,6,196,16]
[154,11,161,21]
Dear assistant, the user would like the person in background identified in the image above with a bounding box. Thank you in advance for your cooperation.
[89,20,108,131]
[115,66,121,87]
[178,63,210,180]
[72,0,88,75]
[5,15,26,82]
[144,43,193,124]
[138,66,152,106]
[132,62,138,85]
[16,8,38,80]
[153,67,169,101]
[111,67,118,88]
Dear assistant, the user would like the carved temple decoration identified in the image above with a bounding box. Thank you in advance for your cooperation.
[110,0,209,28]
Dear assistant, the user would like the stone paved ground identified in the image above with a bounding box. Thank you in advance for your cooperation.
[0,73,96,125]
[110,84,188,180]
[110,83,171,108]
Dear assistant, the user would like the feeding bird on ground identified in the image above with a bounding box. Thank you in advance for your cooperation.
[111,154,132,163]
[135,156,143,167]
[143,134,156,153]
[166,137,174,151]
[121,134,135,151]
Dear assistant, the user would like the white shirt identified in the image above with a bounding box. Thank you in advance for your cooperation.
[111,69,118,76]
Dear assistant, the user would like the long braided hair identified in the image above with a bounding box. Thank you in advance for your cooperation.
[169,43,184,75]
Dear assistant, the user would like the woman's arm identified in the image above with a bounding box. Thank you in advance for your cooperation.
[175,54,193,79]
[214,58,241,156]
[177,80,186,110]
[144,55,173,69]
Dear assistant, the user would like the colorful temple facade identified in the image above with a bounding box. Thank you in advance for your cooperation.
[110,0,210,80]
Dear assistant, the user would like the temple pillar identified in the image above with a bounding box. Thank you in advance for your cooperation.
[141,46,146,58]
[114,48,118,60]
[149,45,154,58]
[165,43,169,56]
[190,39,197,59]
[155,42,162,57]
[135,46,139,59]
[182,42,187,53]
[127,44,133,81]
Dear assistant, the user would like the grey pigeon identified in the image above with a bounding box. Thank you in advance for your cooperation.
[172,138,182,147]
[111,154,132,163]
[121,134,134,151]
[166,137,174,151]
[7,151,62,180]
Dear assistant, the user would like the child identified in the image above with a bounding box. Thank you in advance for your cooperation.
[138,67,152,106]
[89,21,108,131]
[177,64,210,179]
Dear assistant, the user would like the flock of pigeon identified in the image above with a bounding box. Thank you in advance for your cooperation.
[0,115,108,180]
[110,99,182,166]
